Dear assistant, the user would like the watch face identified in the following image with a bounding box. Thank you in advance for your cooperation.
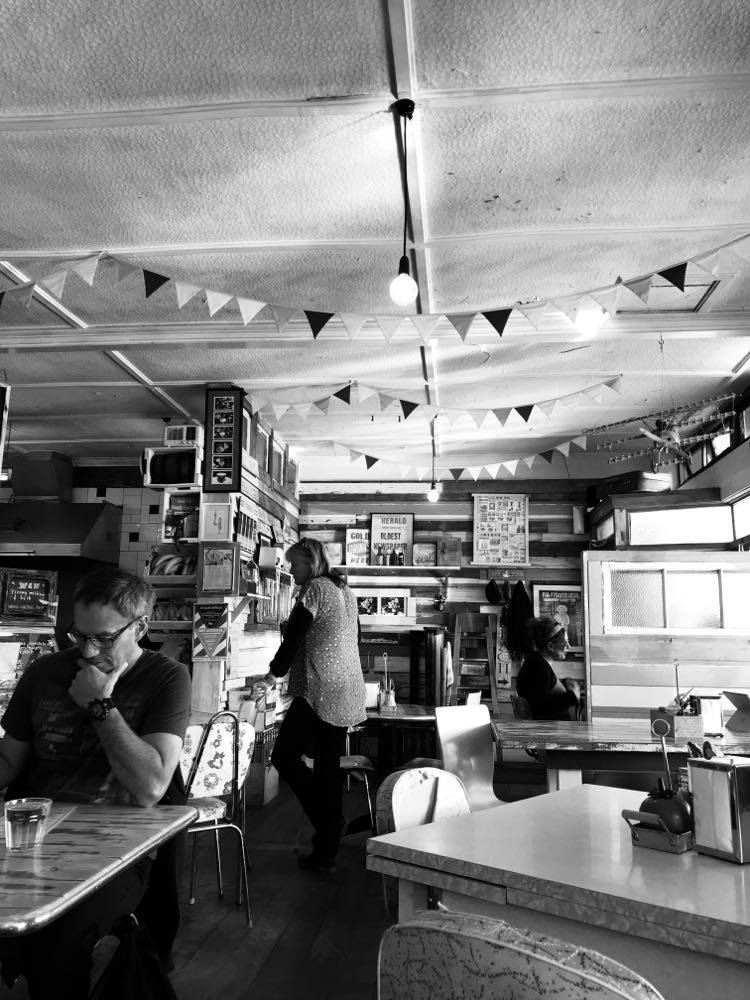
[88,698,112,720]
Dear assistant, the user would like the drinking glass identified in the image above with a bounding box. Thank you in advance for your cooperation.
[4,798,52,851]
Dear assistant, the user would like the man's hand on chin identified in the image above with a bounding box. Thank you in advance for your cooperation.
[69,656,129,709]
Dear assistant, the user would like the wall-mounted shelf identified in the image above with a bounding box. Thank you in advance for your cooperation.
[333,565,459,571]
[145,575,197,586]
[148,622,192,632]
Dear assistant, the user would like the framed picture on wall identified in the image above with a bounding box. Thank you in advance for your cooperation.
[370,513,413,565]
[532,584,583,653]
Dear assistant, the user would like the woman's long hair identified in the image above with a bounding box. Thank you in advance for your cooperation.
[526,615,565,653]
[285,538,345,588]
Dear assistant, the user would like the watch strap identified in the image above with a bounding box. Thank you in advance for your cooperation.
[87,697,115,721]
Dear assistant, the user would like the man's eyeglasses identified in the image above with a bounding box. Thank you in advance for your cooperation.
[66,616,142,650]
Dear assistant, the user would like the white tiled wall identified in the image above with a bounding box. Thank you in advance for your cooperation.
[72,485,163,574]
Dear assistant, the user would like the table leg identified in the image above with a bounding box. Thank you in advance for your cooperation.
[398,878,430,921]
[546,767,582,792]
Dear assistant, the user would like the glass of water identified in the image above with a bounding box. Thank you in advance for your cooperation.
[4,798,52,851]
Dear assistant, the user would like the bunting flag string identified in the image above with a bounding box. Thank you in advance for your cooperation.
[2,232,749,345]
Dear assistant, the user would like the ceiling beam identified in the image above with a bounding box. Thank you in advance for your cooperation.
[0,73,747,133]
[0,312,748,351]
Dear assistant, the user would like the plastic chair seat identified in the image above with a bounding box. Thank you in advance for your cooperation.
[339,754,375,773]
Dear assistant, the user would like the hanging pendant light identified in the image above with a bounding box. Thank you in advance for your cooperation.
[389,99,418,307]
[426,438,442,502]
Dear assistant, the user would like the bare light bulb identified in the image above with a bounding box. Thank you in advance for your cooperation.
[426,481,442,503]
[389,255,419,306]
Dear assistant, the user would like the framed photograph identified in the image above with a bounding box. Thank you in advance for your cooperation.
[370,513,413,566]
[1,569,57,622]
[355,594,378,616]
[323,541,343,566]
[532,584,584,652]
[345,527,370,565]
[412,542,437,567]
[379,594,406,616]
[352,587,412,624]
[472,493,529,566]
[204,386,244,492]
[197,542,241,595]
[437,535,462,566]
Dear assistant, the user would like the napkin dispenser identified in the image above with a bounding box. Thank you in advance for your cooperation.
[688,757,750,863]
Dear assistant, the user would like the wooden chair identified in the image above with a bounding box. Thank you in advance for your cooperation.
[180,710,255,926]
[375,767,471,914]
[378,909,666,1000]
[435,704,504,812]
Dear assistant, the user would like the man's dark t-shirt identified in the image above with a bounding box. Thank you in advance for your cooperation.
[1,647,191,804]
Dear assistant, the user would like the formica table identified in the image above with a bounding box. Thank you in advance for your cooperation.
[0,802,197,936]
[493,718,750,791]
[367,784,750,1000]
[365,704,437,774]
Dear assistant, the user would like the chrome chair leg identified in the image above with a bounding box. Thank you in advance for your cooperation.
[362,774,375,829]
[214,827,223,899]
[227,822,252,927]
[189,832,198,905]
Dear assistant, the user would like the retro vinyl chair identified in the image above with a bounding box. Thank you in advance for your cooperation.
[180,710,255,926]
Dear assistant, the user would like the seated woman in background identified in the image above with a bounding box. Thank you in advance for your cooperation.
[517,616,580,721]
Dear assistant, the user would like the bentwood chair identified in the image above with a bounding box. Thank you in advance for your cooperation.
[435,704,504,812]
[378,910,666,1000]
[179,710,255,926]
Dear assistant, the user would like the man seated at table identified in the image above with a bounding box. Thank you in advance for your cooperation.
[0,566,191,999]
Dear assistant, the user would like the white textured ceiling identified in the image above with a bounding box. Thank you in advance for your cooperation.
[0,0,749,482]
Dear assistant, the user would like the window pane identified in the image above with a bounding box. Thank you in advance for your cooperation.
[666,572,721,628]
[611,571,664,627]
[629,507,733,546]
[723,572,750,628]
[733,496,750,540]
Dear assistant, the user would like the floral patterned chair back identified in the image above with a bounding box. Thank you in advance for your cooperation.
[378,910,665,1000]
[180,712,255,816]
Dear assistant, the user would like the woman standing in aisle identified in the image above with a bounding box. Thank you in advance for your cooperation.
[262,538,366,873]
[516,616,580,721]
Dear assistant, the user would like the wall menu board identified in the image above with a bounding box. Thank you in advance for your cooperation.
[472,494,529,566]
[204,386,244,492]
[1,569,58,622]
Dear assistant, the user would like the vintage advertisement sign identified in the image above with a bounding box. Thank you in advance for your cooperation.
[532,584,583,652]
[472,494,529,566]
[345,527,370,565]
[370,513,413,566]
[192,602,229,659]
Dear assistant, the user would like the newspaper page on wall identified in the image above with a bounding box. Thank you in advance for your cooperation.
[472,494,529,566]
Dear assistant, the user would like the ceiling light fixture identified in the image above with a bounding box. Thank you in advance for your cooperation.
[426,430,442,502]
[389,98,418,307]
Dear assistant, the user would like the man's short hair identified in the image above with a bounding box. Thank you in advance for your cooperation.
[74,566,154,619]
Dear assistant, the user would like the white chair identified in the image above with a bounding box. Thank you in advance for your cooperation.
[435,704,504,811]
[464,690,482,706]
[180,710,255,926]
[378,909,666,1000]
[375,767,471,914]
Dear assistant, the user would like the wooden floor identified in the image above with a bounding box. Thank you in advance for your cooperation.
[172,780,393,1000]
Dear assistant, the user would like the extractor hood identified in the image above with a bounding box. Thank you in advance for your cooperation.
[0,502,122,561]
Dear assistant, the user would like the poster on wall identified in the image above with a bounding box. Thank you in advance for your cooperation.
[370,513,413,565]
[471,494,529,566]
[532,584,583,652]
[345,527,370,565]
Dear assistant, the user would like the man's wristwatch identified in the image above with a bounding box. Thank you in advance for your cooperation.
[87,697,115,722]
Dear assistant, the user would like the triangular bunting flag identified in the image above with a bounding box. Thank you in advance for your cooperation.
[726,235,750,264]
[446,313,476,341]
[538,400,557,418]
[523,456,536,469]
[377,393,394,411]
[348,450,364,463]
[623,275,653,304]
[550,297,581,326]
[589,284,624,318]
[143,269,170,298]
[484,463,501,479]
[657,262,687,292]
[313,397,330,414]
[39,269,68,299]
[375,316,404,343]
[540,449,556,464]
[492,408,512,426]
[249,394,267,411]
[305,310,335,339]
[482,308,513,337]
[271,306,298,333]
[514,303,546,330]
[357,383,379,404]
[571,435,587,450]
[407,314,440,343]
[174,281,202,309]
[271,404,289,421]
[555,441,571,457]
[364,455,379,470]
[109,255,140,284]
[293,402,313,420]
[420,404,440,422]
[692,249,723,276]
[400,399,420,420]
[468,410,488,428]
[503,459,519,477]
[206,290,233,317]
[71,253,101,286]
[515,404,534,423]
[5,283,35,308]
[339,313,367,340]
[466,467,482,481]
[236,297,265,325]
[0,291,4,311]
[449,468,465,481]
[605,375,623,395]
[331,385,351,405]
[584,386,605,404]
[414,466,429,480]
